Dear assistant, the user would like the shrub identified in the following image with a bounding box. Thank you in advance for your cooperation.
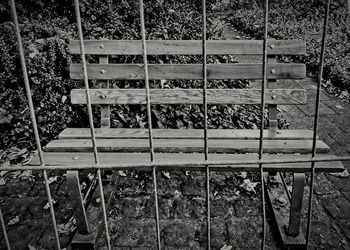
[219,0,350,91]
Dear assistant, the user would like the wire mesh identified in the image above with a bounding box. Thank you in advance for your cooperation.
[306,0,331,248]
[201,0,211,248]
[9,0,61,249]
[258,0,269,248]
[138,0,161,248]
[73,0,111,248]
[3,0,349,249]
[0,208,11,250]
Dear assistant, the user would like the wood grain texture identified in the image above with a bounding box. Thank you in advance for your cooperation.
[70,89,307,105]
[70,63,306,80]
[58,128,316,140]
[69,40,306,55]
[29,152,344,173]
[44,139,330,154]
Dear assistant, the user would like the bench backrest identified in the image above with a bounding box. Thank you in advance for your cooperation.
[69,39,306,131]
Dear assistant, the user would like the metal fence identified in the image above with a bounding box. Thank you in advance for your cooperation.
[1,0,350,249]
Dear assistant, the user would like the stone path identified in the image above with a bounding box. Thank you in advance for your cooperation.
[280,78,350,249]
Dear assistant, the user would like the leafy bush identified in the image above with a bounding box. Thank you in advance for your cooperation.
[219,0,350,91]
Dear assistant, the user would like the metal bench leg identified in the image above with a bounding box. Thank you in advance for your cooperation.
[67,170,89,234]
[288,173,305,237]
[265,172,305,247]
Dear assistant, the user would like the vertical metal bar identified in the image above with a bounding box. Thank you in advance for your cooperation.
[258,0,269,249]
[9,1,61,249]
[138,1,161,248]
[73,1,111,249]
[0,208,11,250]
[202,0,210,249]
[306,0,331,248]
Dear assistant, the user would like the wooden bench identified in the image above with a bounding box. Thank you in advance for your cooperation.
[30,39,344,247]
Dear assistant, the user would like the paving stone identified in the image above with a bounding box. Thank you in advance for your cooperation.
[323,100,350,116]
[309,221,350,250]
[210,197,236,218]
[226,217,262,249]
[330,132,350,153]
[235,197,261,217]
[298,102,336,117]
[326,174,350,192]
[108,218,157,247]
[181,174,206,197]
[161,220,199,247]
[314,174,336,195]
[321,192,350,219]
[198,220,227,249]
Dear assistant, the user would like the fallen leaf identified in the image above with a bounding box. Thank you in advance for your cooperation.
[330,169,349,178]
[47,176,58,185]
[237,171,247,179]
[0,171,7,177]
[118,170,127,177]
[61,95,67,103]
[162,171,171,179]
[8,216,20,225]
[43,199,56,210]
[174,190,181,199]
[335,104,344,110]
[87,172,95,181]
[240,179,258,193]
[220,244,233,250]
[28,244,37,250]
[0,178,6,186]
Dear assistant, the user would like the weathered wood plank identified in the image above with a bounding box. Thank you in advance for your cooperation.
[58,128,316,140]
[29,152,344,173]
[70,64,306,80]
[44,139,330,154]
[69,40,306,55]
[70,89,307,105]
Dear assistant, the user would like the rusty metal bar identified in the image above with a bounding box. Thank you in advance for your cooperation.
[9,1,61,249]
[73,0,111,249]
[138,0,161,248]
[258,0,269,248]
[0,208,11,250]
[306,0,331,248]
[202,0,210,248]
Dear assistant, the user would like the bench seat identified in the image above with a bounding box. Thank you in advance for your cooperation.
[58,128,317,140]
[29,152,344,173]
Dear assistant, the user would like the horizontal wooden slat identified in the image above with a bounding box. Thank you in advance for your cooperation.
[70,63,306,80]
[29,152,344,173]
[70,89,307,105]
[44,139,329,154]
[69,40,306,55]
[59,128,316,140]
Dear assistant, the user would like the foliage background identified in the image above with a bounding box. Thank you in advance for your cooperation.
[218,0,350,97]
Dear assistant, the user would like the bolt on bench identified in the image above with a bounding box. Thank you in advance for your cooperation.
[30,38,344,248]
